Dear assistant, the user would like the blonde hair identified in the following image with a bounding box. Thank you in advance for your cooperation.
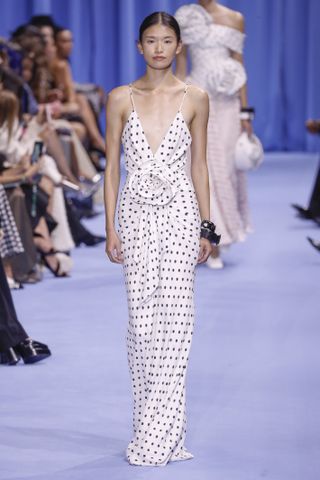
[0,90,19,142]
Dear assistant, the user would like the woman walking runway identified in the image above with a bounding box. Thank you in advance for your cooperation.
[104,12,219,466]
[176,1,253,268]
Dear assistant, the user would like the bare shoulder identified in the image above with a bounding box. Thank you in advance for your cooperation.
[108,85,130,103]
[232,11,245,32]
[107,85,131,111]
[187,84,209,105]
[51,58,67,72]
[220,5,245,32]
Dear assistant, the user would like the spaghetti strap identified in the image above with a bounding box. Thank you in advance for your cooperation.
[178,83,189,112]
[128,84,136,111]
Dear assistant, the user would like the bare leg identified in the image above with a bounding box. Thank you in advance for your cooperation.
[39,176,54,216]
[70,121,87,144]
[3,260,14,280]
[76,93,105,151]
[33,217,60,273]
[40,126,79,184]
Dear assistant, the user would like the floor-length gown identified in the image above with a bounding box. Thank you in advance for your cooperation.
[176,4,252,245]
[118,84,200,466]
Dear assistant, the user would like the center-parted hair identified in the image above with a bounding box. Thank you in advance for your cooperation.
[139,12,181,43]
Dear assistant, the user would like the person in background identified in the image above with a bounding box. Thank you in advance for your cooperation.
[175,0,253,269]
[0,197,51,364]
[292,119,320,225]
[0,256,51,365]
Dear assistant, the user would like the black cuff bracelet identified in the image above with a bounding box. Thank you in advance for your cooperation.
[240,107,255,114]
[200,220,221,245]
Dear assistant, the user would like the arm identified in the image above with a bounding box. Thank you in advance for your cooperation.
[189,88,212,262]
[175,45,188,80]
[230,13,253,135]
[51,61,79,114]
[104,89,124,264]
[0,162,41,185]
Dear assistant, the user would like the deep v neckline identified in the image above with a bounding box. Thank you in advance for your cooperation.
[128,84,189,158]
[134,110,182,158]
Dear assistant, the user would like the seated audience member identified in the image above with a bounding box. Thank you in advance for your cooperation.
[0,89,73,278]
[292,119,320,224]
[290,119,320,254]
[29,16,106,157]
[54,27,106,127]
[0,256,51,365]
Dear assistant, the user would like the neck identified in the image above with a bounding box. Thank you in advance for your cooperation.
[143,66,177,90]
[199,0,218,10]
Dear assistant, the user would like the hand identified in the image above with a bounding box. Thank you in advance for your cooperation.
[105,230,123,264]
[20,153,31,171]
[50,101,63,119]
[24,161,42,182]
[198,238,213,264]
[241,119,253,136]
[47,88,64,102]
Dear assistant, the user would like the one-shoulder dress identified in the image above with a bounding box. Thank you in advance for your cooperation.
[118,84,200,466]
[176,3,252,245]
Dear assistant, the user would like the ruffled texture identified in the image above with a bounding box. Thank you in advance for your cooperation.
[215,24,245,54]
[206,57,247,95]
[128,160,178,206]
[175,3,212,45]
[175,4,245,54]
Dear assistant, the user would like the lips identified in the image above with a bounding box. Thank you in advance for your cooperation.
[153,56,166,61]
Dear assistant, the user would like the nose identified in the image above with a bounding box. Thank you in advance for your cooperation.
[155,41,163,53]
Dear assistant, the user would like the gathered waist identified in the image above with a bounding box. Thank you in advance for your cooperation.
[123,160,192,207]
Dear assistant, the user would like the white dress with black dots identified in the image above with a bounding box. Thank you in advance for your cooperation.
[119,84,201,466]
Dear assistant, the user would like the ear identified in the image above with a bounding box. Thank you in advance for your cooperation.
[175,40,183,56]
[136,40,144,55]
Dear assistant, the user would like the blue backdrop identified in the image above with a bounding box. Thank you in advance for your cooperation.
[1,0,319,152]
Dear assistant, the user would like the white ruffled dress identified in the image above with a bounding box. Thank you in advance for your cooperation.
[175,4,252,245]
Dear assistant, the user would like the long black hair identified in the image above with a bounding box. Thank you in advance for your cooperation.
[139,12,181,43]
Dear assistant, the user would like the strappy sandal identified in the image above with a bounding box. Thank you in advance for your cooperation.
[40,249,68,277]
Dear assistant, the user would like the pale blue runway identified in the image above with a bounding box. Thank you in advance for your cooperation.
[0,153,319,480]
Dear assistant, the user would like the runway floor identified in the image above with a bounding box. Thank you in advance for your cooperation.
[0,153,319,480]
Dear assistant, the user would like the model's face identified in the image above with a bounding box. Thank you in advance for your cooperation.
[21,57,34,82]
[45,37,57,60]
[138,24,182,70]
[40,26,54,43]
[56,30,73,58]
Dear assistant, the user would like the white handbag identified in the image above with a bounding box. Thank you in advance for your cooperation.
[234,132,264,171]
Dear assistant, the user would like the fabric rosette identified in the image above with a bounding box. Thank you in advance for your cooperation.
[128,161,178,206]
[206,58,247,96]
[175,4,211,45]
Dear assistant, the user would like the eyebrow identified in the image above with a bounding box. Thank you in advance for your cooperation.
[144,35,175,39]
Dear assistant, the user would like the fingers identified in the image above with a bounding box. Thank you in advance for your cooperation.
[198,245,208,264]
[198,242,213,264]
[106,243,123,264]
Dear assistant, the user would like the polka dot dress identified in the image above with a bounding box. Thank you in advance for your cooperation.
[119,84,201,466]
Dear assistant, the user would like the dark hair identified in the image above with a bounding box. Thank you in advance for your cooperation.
[29,15,57,28]
[139,12,181,42]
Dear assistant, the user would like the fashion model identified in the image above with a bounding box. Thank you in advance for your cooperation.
[176,0,253,268]
[104,12,219,466]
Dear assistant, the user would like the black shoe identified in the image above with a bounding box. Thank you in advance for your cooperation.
[307,237,320,253]
[291,204,314,219]
[75,233,105,247]
[78,209,101,220]
[14,339,51,365]
[0,348,21,365]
